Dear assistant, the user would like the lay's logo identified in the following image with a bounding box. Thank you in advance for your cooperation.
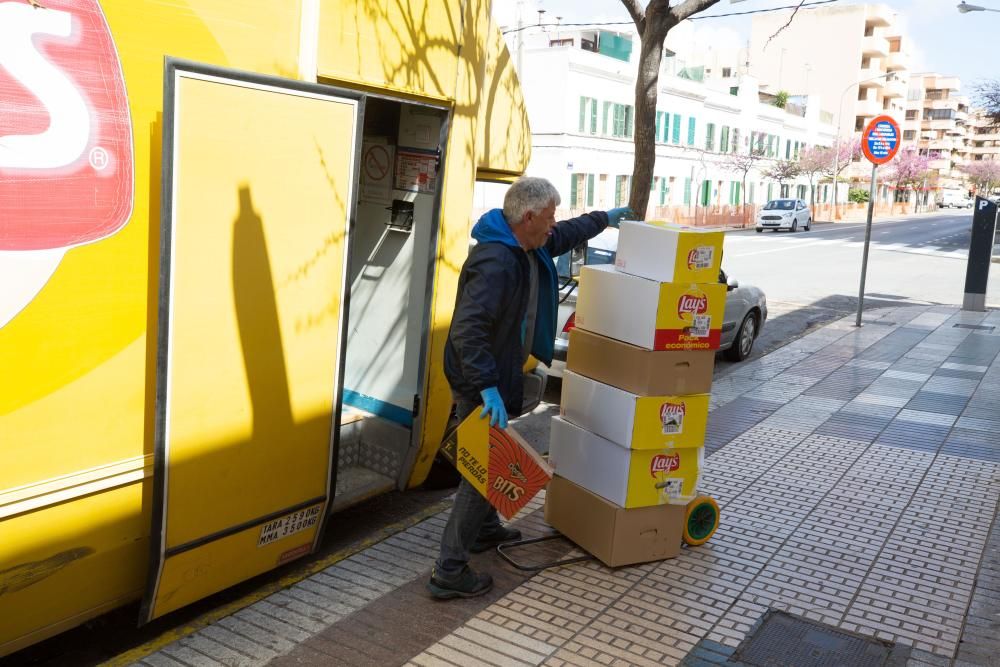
[677,293,708,317]
[0,0,134,329]
[650,453,680,476]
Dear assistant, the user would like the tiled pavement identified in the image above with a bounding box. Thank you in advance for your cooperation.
[131,305,1000,667]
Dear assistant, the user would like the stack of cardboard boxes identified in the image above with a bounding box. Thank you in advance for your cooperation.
[545,221,726,567]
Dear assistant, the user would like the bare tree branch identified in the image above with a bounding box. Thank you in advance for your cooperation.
[764,0,806,49]
[26,0,45,7]
[974,80,1000,128]
[619,0,646,36]
[670,0,722,23]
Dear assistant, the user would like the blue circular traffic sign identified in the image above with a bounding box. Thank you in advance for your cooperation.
[861,115,901,165]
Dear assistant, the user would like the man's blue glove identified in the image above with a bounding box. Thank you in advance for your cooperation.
[479,387,508,429]
[606,207,635,228]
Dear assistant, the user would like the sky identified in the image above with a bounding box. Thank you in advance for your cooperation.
[493,0,996,96]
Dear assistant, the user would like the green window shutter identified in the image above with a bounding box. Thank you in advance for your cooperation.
[786,140,791,159]
[579,97,586,132]
[587,174,595,207]
[650,175,657,191]
[625,106,634,138]
[603,101,611,134]
[705,123,715,151]
[749,182,755,203]
[672,114,681,143]
[590,100,598,134]
[655,113,662,142]
[767,183,773,200]
[687,117,696,146]
[794,142,800,160]
[570,175,578,207]
[701,180,711,206]
[662,112,670,142]
[720,126,729,153]
[683,177,691,205]
[660,177,667,205]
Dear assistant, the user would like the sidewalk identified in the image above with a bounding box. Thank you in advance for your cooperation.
[129,305,1000,667]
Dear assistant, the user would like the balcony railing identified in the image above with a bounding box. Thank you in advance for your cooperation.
[883,79,906,98]
[885,51,909,71]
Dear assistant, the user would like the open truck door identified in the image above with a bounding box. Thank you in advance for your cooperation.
[140,60,363,623]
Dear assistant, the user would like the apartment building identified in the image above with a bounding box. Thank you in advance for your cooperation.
[509,28,836,220]
[965,109,1000,163]
[748,4,910,136]
[903,73,969,188]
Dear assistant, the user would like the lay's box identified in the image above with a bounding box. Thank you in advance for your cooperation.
[550,417,703,507]
[615,221,724,283]
[439,411,552,519]
[575,265,726,350]
[560,371,709,450]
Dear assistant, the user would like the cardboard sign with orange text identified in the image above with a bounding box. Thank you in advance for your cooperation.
[440,411,553,519]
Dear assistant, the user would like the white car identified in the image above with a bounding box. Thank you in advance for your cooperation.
[548,227,768,378]
[756,198,811,232]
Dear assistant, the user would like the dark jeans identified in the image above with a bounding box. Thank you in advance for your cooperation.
[434,398,502,579]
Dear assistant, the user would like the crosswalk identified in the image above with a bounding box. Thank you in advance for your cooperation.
[725,232,969,260]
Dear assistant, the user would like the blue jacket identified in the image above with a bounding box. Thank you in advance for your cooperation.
[444,208,608,415]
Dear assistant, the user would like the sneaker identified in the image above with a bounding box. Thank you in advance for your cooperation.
[471,525,522,553]
[426,566,494,600]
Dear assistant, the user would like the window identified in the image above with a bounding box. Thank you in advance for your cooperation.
[672,114,681,143]
[700,180,711,206]
[732,128,740,153]
[587,174,595,207]
[720,126,730,153]
[579,97,587,132]
[794,141,800,160]
[590,100,598,134]
[785,140,791,160]
[925,109,955,121]
[625,105,634,138]
[569,174,583,208]
[662,112,670,142]
[705,123,715,151]
[655,112,663,142]
[687,117,696,146]
[611,104,629,137]
[659,177,669,205]
[722,67,732,78]
[683,177,691,205]
[614,175,631,206]
[905,110,918,120]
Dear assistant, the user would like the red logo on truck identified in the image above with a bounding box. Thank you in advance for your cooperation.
[0,0,133,250]
[0,0,133,327]
[650,454,680,476]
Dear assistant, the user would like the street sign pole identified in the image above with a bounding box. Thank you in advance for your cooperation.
[856,115,901,327]
[856,162,878,327]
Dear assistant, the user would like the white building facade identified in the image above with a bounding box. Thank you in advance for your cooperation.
[513,29,837,223]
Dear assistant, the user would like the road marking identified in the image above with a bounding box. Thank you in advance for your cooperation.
[729,239,836,257]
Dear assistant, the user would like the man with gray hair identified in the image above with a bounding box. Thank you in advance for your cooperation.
[428,176,632,599]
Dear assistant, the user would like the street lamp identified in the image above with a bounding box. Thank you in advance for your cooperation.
[958,1,1000,12]
[832,72,893,219]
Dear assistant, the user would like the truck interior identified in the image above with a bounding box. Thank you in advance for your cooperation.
[333,97,448,511]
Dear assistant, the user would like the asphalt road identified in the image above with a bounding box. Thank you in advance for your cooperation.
[516,209,996,451]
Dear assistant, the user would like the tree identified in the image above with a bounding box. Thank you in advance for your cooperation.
[885,147,933,212]
[974,80,1000,127]
[622,0,723,219]
[826,137,862,218]
[798,145,829,208]
[723,145,767,226]
[762,159,801,197]
[961,160,1000,197]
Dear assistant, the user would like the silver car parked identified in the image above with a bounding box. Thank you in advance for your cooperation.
[548,227,767,379]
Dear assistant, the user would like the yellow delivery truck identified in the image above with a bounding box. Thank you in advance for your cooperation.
[0,0,529,655]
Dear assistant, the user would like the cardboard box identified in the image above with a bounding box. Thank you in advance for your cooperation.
[544,475,685,567]
[439,413,552,519]
[561,371,709,450]
[615,221,724,283]
[567,328,715,395]
[575,265,726,351]
[549,417,703,508]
